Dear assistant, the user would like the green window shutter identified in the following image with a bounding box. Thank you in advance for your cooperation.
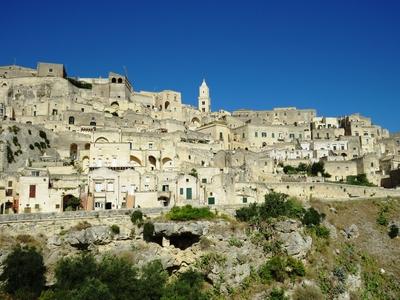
[186,188,192,199]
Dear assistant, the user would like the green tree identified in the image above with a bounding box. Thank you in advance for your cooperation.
[162,270,208,300]
[0,246,46,298]
[55,254,97,290]
[310,162,325,176]
[143,222,155,242]
[137,260,168,299]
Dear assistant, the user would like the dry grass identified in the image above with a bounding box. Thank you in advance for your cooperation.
[311,197,400,277]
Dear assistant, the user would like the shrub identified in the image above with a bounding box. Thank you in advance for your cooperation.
[131,210,143,226]
[259,256,287,282]
[267,288,288,300]
[29,144,34,150]
[292,285,324,300]
[235,203,259,222]
[259,192,304,220]
[110,224,120,235]
[143,222,155,242]
[376,212,388,226]
[302,207,325,226]
[0,245,45,297]
[228,237,243,248]
[236,192,305,224]
[346,174,375,186]
[388,224,399,239]
[73,221,92,231]
[167,205,214,221]
[196,252,227,274]
[259,256,305,283]
[39,130,47,140]
[314,225,330,239]
[162,269,208,300]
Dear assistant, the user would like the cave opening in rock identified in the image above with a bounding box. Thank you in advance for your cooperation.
[168,232,200,250]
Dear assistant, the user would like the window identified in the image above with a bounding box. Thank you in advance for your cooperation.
[186,178,189,183]
[186,188,192,200]
[29,185,36,198]
[219,132,223,141]
[202,178,207,183]
[56,204,60,209]
[262,132,267,138]
[180,188,184,195]
[149,143,153,149]
[272,133,275,138]
[255,132,258,138]
[202,101,205,105]
[49,68,53,72]
[242,197,247,203]
[95,183,103,192]
[35,204,40,209]
[8,181,12,187]
[107,182,114,192]
[208,197,215,205]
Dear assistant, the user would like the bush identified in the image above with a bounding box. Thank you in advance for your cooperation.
[302,207,325,226]
[292,285,324,300]
[110,224,120,235]
[162,269,208,300]
[228,237,243,248]
[196,252,227,274]
[388,224,399,239]
[167,205,214,221]
[29,144,34,150]
[143,222,155,242]
[0,245,45,297]
[346,174,375,186]
[259,256,287,282]
[39,130,47,140]
[235,192,305,224]
[259,256,305,283]
[376,212,388,226]
[67,77,92,89]
[131,210,143,226]
[267,288,288,300]
[314,225,330,239]
[235,203,259,222]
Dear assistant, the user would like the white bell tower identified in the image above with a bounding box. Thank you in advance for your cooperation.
[198,79,211,113]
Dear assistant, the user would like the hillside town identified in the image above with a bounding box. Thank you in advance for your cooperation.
[1,62,400,214]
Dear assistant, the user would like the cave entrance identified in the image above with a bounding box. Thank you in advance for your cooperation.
[168,232,200,250]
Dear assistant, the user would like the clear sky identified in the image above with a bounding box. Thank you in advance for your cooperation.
[2,0,399,131]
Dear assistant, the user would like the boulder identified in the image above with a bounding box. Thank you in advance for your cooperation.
[65,225,112,248]
[342,224,359,239]
[153,221,209,237]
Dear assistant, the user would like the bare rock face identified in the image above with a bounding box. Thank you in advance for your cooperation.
[153,221,210,236]
[64,225,112,248]
[274,219,312,259]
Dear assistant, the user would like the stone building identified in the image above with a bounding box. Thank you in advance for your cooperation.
[1,61,399,214]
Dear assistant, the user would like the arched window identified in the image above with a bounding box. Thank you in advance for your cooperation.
[118,78,123,83]
[68,116,75,125]
[165,101,170,110]
[111,78,116,83]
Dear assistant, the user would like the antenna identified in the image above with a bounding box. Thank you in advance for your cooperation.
[123,66,128,78]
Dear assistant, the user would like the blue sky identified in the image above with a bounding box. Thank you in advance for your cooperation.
[2,0,400,131]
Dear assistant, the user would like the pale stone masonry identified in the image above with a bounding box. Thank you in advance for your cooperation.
[0,62,399,214]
